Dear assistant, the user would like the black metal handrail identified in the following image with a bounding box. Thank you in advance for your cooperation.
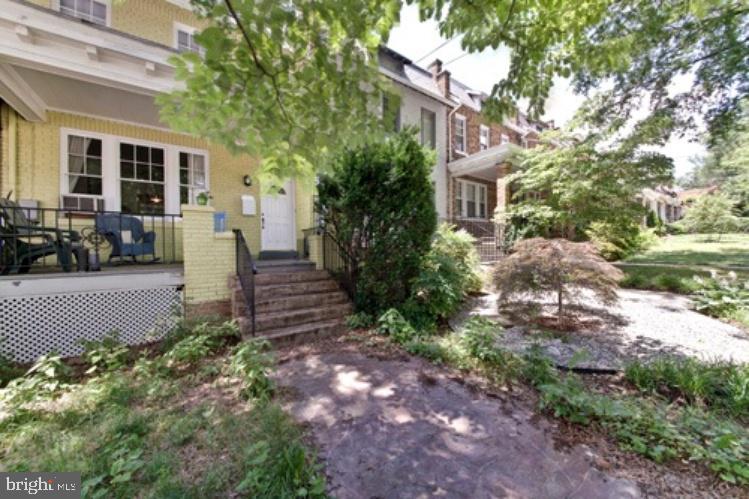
[320,227,356,300]
[0,203,181,275]
[233,229,256,336]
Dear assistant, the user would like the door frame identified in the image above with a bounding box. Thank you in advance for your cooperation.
[260,179,297,251]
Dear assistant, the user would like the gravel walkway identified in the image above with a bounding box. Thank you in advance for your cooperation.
[453,289,749,370]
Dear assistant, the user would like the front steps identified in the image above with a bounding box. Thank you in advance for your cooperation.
[230,262,351,345]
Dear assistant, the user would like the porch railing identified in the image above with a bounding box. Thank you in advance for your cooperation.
[321,229,356,300]
[0,204,182,275]
[233,229,256,336]
[440,217,503,263]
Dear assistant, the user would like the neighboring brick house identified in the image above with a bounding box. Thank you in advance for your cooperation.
[422,59,552,223]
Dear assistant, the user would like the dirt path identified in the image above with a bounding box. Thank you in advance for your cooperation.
[274,351,640,498]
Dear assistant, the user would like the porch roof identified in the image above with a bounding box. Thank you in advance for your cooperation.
[0,0,179,122]
[448,143,519,179]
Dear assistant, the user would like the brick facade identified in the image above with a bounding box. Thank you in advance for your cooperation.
[451,105,523,157]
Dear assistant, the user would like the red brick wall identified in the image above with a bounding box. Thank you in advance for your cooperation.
[450,105,523,156]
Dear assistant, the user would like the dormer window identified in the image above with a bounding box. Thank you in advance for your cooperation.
[60,0,108,26]
[174,23,203,54]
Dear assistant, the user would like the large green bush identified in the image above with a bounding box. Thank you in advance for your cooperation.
[317,130,437,314]
[586,221,657,261]
[403,224,482,327]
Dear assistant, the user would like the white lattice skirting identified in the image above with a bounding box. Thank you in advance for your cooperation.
[0,272,184,363]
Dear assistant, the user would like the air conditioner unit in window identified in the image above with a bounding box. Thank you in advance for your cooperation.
[61,195,105,212]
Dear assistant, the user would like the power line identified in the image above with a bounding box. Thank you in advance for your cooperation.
[414,36,459,63]
[443,51,470,66]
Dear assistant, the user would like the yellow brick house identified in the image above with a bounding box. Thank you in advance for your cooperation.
[0,0,325,361]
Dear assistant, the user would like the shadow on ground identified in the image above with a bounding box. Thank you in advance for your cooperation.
[274,353,640,499]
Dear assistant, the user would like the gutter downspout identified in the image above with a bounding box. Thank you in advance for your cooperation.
[446,105,460,219]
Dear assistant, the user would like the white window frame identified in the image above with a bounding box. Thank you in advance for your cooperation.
[178,150,209,205]
[54,0,111,27]
[59,128,209,215]
[173,22,203,54]
[455,179,488,219]
[454,114,467,154]
[479,125,490,151]
[60,131,107,207]
[420,107,436,149]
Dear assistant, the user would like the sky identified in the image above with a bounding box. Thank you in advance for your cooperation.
[387,5,706,179]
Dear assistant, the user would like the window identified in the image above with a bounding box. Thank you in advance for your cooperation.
[64,134,103,197]
[454,115,466,153]
[420,108,436,149]
[500,133,510,145]
[479,125,490,150]
[381,92,401,132]
[174,23,203,54]
[119,143,165,215]
[180,152,207,205]
[455,180,487,219]
[60,0,108,26]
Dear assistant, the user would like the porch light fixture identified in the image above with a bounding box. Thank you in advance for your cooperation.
[243,175,253,187]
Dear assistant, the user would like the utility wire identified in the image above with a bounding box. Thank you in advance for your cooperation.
[443,51,470,66]
[414,36,459,63]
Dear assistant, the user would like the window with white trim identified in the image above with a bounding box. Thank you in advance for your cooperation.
[119,143,165,215]
[64,134,103,198]
[60,0,108,26]
[455,180,487,219]
[175,23,203,54]
[179,152,207,205]
[454,115,466,153]
[479,125,490,150]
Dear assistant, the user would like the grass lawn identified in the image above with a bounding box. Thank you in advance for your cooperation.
[0,320,325,498]
[625,233,749,268]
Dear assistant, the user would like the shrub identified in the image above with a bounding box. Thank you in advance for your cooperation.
[404,224,482,327]
[493,238,624,323]
[586,221,656,261]
[163,321,240,367]
[405,341,448,363]
[377,309,419,345]
[2,354,72,408]
[81,332,130,374]
[692,273,749,318]
[317,130,437,314]
[345,312,375,329]
[460,317,507,365]
[677,193,742,238]
[230,340,274,400]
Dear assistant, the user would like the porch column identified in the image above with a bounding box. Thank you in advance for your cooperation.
[182,204,236,317]
[495,162,512,245]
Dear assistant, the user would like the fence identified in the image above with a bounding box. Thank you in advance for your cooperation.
[441,218,503,263]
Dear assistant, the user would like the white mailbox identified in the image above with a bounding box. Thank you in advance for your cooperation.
[241,195,256,216]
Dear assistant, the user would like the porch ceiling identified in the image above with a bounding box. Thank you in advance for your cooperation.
[448,143,517,179]
[8,66,166,128]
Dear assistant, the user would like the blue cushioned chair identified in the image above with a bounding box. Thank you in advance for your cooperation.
[95,213,158,263]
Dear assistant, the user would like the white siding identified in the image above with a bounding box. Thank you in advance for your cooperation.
[395,83,448,217]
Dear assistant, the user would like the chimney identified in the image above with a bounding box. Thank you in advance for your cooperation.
[428,59,450,98]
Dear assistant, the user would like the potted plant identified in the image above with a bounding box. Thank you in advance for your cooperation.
[196,191,212,206]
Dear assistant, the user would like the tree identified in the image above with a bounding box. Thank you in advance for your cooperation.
[682,105,749,215]
[493,238,624,325]
[317,130,437,314]
[417,0,749,142]
[157,0,401,187]
[502,129,673,240]
[678,193,743,239]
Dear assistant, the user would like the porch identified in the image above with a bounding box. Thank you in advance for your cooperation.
[446,143,518,262]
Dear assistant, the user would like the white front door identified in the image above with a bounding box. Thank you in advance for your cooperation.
[261,180,295,251]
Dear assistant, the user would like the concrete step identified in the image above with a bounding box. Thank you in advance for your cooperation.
[254,291,349,314]
[255,259,315,273]
[254,270,329,286]
[256,303,352,332]
[255,279,340,300]
[238,318,347,346]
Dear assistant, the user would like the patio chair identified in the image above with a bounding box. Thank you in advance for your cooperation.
[0,198,79,274]
[95,213,158,263]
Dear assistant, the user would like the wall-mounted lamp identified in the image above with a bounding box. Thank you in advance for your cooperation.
[243,175,253,187]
